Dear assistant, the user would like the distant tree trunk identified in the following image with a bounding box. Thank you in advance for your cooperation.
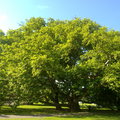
[54,91,62,110]
[49,78,61,110]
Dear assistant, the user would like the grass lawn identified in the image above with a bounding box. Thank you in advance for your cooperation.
[0,104,69,115]
[0,104,120,120]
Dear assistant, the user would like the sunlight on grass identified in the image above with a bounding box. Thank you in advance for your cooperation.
[18,105,55,109]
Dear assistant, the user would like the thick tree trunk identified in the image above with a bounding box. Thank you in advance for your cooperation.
[68,96,80,111]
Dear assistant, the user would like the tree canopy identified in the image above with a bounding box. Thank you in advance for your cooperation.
[0,17,120,111]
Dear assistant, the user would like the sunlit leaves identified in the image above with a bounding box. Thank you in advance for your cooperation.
[0,17,120,110]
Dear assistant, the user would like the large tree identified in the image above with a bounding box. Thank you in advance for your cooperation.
[0,17,120,111]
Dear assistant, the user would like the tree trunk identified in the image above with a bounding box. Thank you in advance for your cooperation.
[68,96,80,111]
[54,92,62,110]
[49,78,61,110]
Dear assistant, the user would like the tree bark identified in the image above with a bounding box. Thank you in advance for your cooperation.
[68,96,80,111]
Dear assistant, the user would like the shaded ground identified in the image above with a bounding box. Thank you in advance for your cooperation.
[0,115,43,119]
[0,114,53,119]
[0,112,91,119]
[0,111,119,119]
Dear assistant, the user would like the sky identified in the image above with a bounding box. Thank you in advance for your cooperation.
[0,0,120,32]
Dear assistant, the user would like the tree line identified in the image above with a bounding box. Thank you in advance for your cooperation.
[0,17,120,111]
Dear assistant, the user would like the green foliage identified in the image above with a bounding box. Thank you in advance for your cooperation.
[0,29,5,36]
[0,17,120,111]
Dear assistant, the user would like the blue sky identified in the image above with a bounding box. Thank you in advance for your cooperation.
[0,0,120,32]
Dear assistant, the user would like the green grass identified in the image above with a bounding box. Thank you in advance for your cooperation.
[0,103,111,115]
[0,104,69,115]
[0,104,120,120]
